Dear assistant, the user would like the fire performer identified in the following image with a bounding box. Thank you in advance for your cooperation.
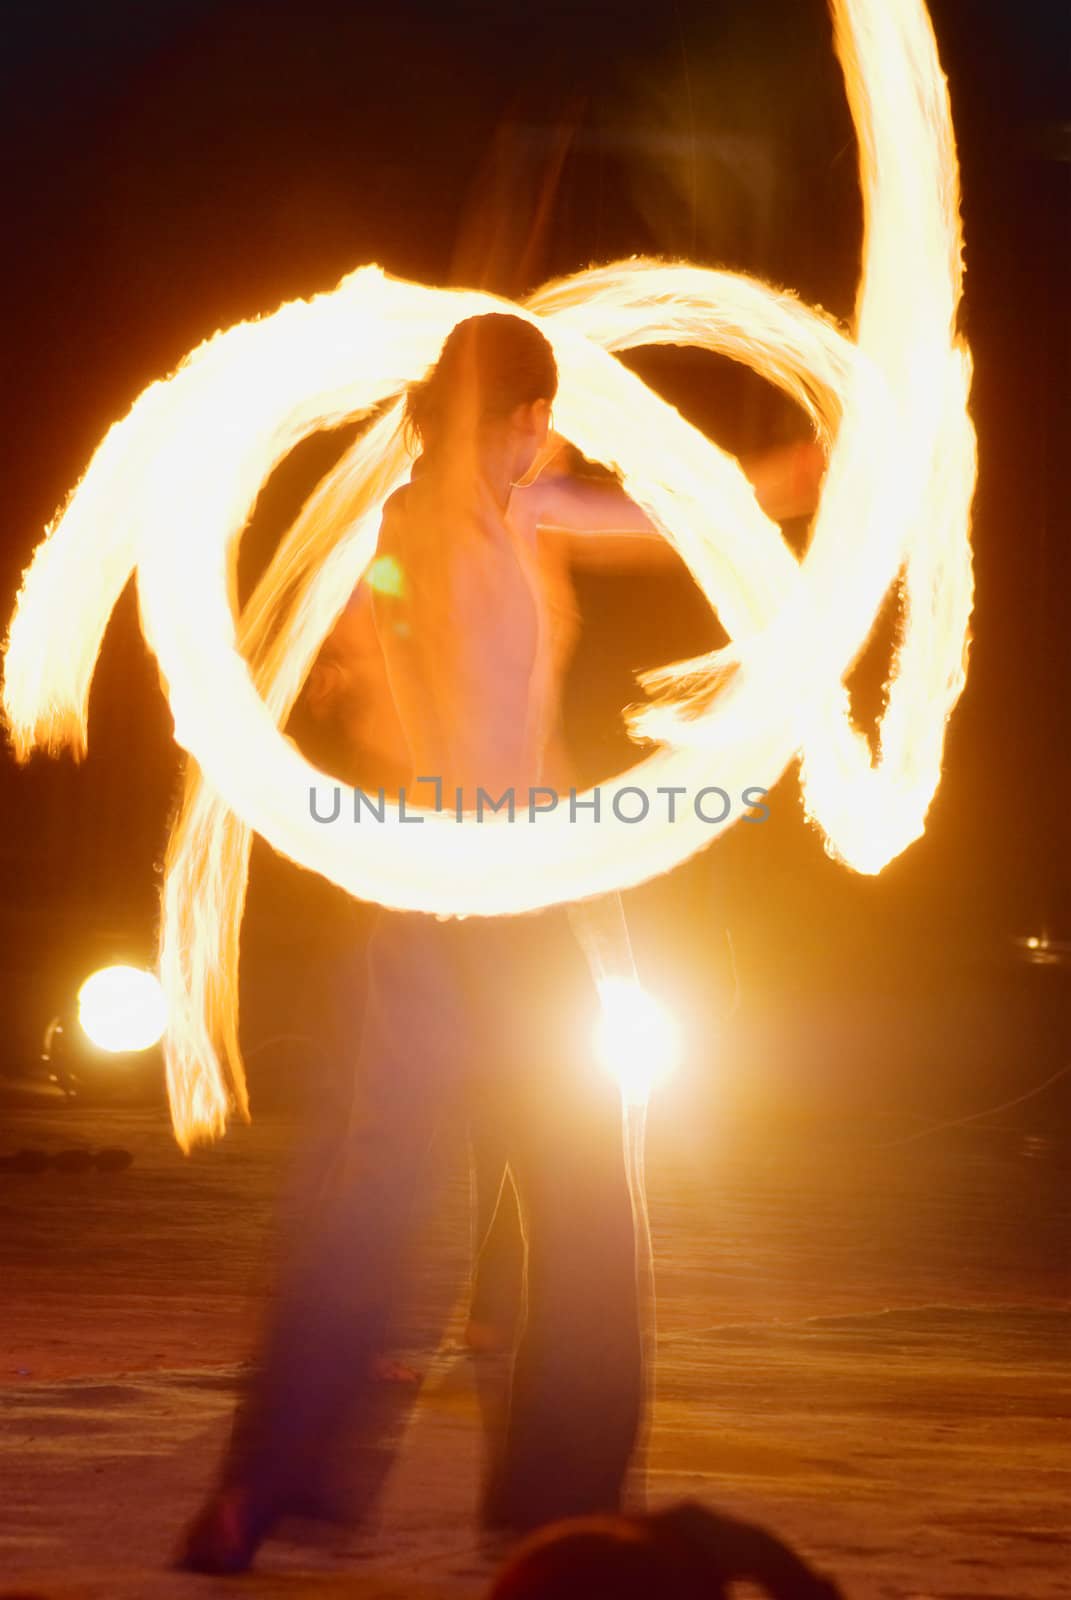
[297,420,818,1368]
[179,312,821,1574]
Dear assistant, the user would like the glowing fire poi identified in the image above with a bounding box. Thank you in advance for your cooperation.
[2,0,975,1149]
[77,965,168,1055]
[595,979,682,1108]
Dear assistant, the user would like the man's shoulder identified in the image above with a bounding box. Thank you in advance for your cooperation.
[382,481,412,526]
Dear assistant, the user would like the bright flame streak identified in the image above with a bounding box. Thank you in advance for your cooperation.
[77,966,167,1055]
[1,0,976,1148]
[595,978,681,1108]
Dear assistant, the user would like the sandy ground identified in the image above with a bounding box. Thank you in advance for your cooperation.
[1,1090,1068,1599]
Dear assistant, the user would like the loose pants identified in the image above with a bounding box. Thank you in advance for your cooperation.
[221,905,644,1533]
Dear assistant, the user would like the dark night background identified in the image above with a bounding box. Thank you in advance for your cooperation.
[0,0,1068,1126]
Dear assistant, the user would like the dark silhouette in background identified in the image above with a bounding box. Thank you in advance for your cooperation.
[486,1501,844,1599]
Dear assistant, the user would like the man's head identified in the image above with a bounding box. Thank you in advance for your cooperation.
[405,312,557,483]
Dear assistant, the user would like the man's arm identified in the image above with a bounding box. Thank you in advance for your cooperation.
[520,440,825,573]
[520,471,675,573]
[741,440,827,523]
[302,587,370,722]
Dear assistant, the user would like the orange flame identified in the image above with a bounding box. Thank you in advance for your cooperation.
[2,0,975,1148]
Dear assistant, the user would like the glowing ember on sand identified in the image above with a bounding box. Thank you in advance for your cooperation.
[2,0,975,1147]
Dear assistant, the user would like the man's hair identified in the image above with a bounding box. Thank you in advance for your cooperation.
[404,313,557,456]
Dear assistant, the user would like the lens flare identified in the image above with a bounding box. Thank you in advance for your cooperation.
[595,978,681,1107]
[77,966,168,1055]
[2,0,975,1147]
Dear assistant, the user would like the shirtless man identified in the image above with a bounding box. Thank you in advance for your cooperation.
[303,415,816,1362]
[179,312,821,1573]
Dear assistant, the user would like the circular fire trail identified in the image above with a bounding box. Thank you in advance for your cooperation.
[2,0,975,1146]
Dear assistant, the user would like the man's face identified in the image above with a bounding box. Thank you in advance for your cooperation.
[510,397,554,482]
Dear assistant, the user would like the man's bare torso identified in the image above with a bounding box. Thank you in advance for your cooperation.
[371,468,576,806]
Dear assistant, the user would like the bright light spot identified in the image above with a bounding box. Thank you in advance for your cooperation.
[594,977,681,1107]
[366,553,406,597]
[1026,936,1041,950]
[77,965,167,1054]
